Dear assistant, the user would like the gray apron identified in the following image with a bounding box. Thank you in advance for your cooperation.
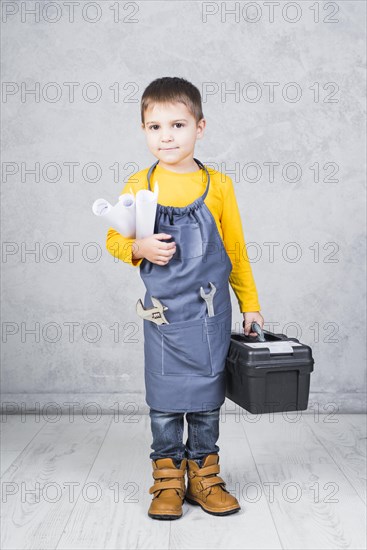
[139,158,233,413]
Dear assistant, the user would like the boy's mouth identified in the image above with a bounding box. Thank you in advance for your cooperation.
[159,147,179,150]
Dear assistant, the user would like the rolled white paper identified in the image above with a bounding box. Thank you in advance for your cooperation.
[92,198,112,216]
[92,181,159,240]
[92,193,136,238]
[135,181,159,239]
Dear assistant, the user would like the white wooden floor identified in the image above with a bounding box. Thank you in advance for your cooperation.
[1,413,366,550]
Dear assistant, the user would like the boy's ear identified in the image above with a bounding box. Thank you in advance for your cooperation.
[196,118,206,139]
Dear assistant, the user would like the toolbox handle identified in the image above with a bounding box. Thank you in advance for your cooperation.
[251,321,266,342]
[242,320,266,342]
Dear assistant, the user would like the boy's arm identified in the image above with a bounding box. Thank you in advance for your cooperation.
[221,175,261,313]
[106,229,144,266]
[105,179,144,267]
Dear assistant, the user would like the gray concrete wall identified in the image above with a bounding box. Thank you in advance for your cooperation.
[1,1,366,414]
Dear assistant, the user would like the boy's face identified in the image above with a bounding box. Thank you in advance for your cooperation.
[141,101,206,169]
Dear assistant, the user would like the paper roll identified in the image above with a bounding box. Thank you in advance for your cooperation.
[135,181,159,239]
[92,181,159,239]
[92,193,136,238]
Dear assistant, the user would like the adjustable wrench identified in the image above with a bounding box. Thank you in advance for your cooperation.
[136,296,170,325]
[200,282,217,317]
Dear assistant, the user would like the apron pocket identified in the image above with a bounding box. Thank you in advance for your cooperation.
[159,223,204,259]
[158,316,212,376]
[157,305,232,376]
[205,305,232,375]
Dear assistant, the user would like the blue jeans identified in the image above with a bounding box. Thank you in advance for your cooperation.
[149,407,220,468]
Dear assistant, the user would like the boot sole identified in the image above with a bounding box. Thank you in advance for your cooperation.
[185,495,241,516]
[148,512,182,520]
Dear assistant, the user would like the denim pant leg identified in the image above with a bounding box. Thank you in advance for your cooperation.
[149,408,186,467]
[185,407,220,467]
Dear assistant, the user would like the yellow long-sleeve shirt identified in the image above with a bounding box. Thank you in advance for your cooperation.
[106,163,261,313]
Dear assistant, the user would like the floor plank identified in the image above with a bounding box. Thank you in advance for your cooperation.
[1,415,46,476]
[304,414,366,503]
[1,413,366,550]
[1,415,111,550]
[242,413,366,549]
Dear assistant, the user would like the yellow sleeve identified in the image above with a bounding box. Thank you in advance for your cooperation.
[220,176,261,313]
[105,178,144,267]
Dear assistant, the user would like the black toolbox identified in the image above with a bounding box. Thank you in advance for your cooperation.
[225,323,314,413]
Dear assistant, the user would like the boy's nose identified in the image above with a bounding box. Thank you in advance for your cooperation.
[160,132,174,141]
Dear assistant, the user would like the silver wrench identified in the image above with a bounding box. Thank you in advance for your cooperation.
[200,282,217,317]
[136,296,170,325]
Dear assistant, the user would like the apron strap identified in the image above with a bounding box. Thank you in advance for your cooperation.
[147,157,210,202]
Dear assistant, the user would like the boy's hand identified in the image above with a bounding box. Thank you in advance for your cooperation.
[132,234,176,266]
[242,311,264,337]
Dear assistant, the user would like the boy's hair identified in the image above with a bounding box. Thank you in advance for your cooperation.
[141,77,204,125]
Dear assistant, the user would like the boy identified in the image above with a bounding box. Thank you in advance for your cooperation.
[106,77,264,520]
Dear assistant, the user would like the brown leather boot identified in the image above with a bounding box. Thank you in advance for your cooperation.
[185,454,241,515]
[148,457,187,520]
